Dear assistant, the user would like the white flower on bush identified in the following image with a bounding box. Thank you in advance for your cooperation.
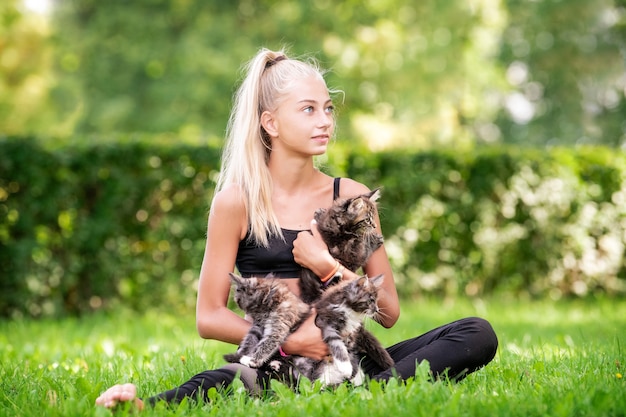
[556,193,626,295]
[579,234,624,277]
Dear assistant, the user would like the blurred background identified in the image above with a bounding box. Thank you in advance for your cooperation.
[2,0,626,318]
[2,0,625,149]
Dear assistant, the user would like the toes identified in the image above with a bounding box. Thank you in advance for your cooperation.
[119,383,136,400]
[95,383,137,408]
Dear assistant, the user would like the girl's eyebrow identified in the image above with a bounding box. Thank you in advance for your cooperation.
[297,98,333,105]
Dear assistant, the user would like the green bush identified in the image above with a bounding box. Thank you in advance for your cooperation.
[361,147,626,299]
[2,137,625,318]
[1,137,221,318]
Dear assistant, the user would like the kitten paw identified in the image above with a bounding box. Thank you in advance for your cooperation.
[318,372,340,387]
[239,355,258,368]
[350,368,366,387]
[268,360,282,371]
[335,359,353,378]
[318,359,353,386]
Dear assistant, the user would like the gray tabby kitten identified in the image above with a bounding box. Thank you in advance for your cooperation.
[292,274,394,386]
[223,273,310,368]
[299,188,384,304]
[224,273,394,386]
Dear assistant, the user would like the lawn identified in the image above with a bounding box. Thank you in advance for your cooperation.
[1,296,624,417]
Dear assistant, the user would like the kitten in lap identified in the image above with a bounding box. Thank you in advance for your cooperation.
[223,273,310,368]
[225,273,394,386]
[299,188,384,304]
[292,274,394,386]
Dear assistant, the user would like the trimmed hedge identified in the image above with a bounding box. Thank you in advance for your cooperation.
[355,147,626,299]
[1,137,625,317]
[1,138,220,317]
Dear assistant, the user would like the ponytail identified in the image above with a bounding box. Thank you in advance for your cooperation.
[216,48,327,246]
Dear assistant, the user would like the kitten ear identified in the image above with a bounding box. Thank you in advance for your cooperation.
[355,275,368,286]
[314,208,327,220]
[229,272,244,286]
[366,188,381,203]
[368,274,385,288]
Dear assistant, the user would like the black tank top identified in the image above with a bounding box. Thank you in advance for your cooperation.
[235,178,341,278]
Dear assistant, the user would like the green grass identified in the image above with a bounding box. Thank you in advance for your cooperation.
[1,297,625,417]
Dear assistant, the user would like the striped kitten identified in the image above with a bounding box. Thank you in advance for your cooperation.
[223,273,310,369]
[292,274,394,386]
[299,188,384,304]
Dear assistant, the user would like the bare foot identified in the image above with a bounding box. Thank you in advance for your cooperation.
[95,383,145,410]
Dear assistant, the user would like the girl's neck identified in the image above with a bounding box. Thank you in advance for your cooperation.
[268,155,318,192]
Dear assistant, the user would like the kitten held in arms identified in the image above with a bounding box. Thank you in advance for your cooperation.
[224,187,393,384]
[299,188,384,304]
[224,273,311,369]
[225,273,394,387]
[293,274,394,386]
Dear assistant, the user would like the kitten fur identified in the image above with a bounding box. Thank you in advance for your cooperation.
[225,273,394,386]
[292,274,394,386]
[299,188,384,304]
[223,273,311,368]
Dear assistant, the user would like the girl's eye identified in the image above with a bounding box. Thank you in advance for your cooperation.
[303,106,314,113]
[325,105,335,114]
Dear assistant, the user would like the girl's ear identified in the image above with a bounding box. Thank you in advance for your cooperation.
[260,110,278,138]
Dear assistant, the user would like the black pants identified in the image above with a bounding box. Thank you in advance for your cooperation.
[361,316,498,381]
[147,317,498,406]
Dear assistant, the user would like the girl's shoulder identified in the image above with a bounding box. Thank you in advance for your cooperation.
[209,184,248,240]
[336,177,372,198]
[210,184,247,220]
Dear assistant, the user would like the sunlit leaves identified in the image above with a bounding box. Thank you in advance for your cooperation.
[2,0,624,148]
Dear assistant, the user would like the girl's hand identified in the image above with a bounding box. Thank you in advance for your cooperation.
[293,220,336,278]
[281,309,329,360]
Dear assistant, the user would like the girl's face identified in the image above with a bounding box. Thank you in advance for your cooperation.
[263,75,335,157]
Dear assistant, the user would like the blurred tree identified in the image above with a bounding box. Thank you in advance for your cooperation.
[50,1,245,140]
[48,0,512,148]
[496,0,626,147]
[1,0,624,148]
[0,0,56,135]
[320,0,509,150]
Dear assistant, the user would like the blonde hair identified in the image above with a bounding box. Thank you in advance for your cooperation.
[215,48,329,246]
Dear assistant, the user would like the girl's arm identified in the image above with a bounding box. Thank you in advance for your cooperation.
[195,186,252,343]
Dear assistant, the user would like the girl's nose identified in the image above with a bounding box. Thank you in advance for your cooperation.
[318,112,333,128]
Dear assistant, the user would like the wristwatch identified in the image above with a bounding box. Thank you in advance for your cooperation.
[331,265,345,281]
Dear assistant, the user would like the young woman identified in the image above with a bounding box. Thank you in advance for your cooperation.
[96,48,498,410]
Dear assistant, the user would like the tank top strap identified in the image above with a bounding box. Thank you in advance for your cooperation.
[333,177,341,200]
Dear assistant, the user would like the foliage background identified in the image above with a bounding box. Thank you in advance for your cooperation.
[1,5,625,417]
[1,0,625,148]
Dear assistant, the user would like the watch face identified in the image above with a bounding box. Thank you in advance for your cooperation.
[332,266,345,279]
